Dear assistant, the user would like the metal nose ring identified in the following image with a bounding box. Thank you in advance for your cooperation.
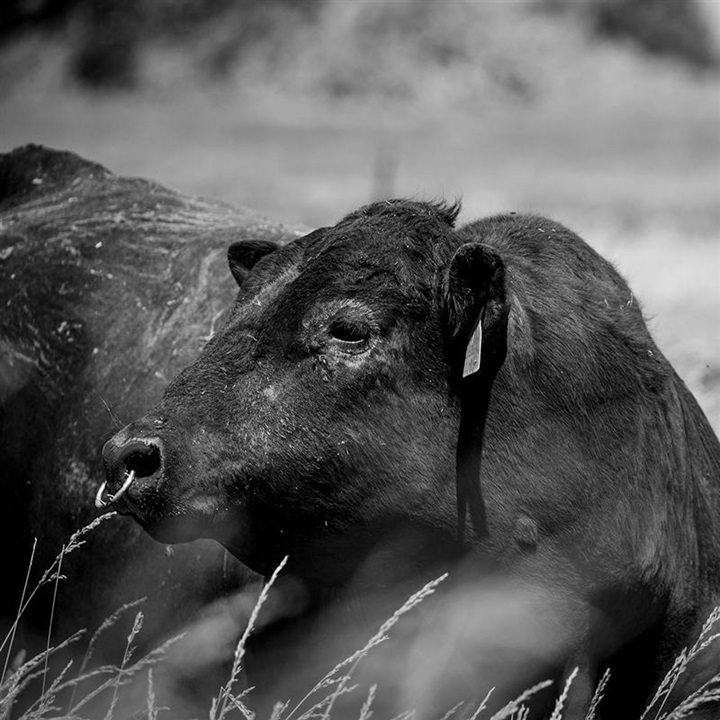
[95,470,136,509]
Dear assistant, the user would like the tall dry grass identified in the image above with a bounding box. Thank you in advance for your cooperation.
[0,515,184,720]
[3,519,720,719]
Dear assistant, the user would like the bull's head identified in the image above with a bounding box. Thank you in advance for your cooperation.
[99,200,510,583]
[100,198,716,716]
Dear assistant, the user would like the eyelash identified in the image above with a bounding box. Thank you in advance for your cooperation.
[328,318,372,352]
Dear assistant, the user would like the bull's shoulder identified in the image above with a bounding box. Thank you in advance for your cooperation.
[458,212,638,326]
[460,212,674,413]
[459,213,610,274]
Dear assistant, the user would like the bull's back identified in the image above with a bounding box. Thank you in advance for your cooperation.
[0,145,299,650]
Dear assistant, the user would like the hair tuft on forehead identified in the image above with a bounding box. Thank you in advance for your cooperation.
[339,198,462,228]
[429,198,462,227]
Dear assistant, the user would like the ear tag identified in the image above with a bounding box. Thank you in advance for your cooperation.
[462,318,483,378]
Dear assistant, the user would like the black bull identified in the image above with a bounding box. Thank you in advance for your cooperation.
[0,145,300,656]
[101,197,720,718]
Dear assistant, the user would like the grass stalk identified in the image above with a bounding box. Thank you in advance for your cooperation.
[67,632,184,717]
[103,611,144,720]
[212,555,289,720]
[289,574,448,720]
[41,544,64,699]
[468,688,495,720]
[357,684,376,720]
[1,538,37,687]
[487,680,554,720]
[146,668,157,720]
[642,606,720,720]
[584,668,610,720]
[0,514,115,663]
[549,667,578,720]
[67,598,146,711]
[437,701,464,720]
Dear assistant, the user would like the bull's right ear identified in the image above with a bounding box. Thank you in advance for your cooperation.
[442,242,509,381]
[443,242,510,542]
[228,239,281,286]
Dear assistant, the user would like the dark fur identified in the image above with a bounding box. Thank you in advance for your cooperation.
[105,199,720,719]
[0,146,301,707]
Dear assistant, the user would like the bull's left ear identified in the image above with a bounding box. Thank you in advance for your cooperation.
[442,243,509,380]
[228,238,282,286]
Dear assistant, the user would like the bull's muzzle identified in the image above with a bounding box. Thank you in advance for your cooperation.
[98,434,164,509]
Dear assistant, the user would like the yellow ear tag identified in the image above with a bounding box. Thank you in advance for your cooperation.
[462,318,482,378]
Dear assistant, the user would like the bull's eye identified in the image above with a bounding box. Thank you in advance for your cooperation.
[328,317,372,352]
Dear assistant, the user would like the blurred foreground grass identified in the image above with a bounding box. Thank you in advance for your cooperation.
[4,524,720,719]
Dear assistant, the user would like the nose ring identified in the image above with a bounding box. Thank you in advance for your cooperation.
[95,470,136,509]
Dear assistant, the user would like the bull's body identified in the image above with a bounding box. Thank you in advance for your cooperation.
[0,145,299,658]
[103,198,720,718]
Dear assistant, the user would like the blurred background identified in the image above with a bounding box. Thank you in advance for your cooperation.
[1,0,718,426]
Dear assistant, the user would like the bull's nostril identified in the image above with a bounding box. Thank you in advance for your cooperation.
[125,445,161,478]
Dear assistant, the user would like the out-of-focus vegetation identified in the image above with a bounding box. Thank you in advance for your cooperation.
[4,525,720,719]
[0,0,718,94]
[4,530,720,718]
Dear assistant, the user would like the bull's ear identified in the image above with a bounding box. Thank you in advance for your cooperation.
[228,239,281,286]
[443,242,509,380]
[444,242,510,542]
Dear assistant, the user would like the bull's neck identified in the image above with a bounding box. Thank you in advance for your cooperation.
[274,521,472,612]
